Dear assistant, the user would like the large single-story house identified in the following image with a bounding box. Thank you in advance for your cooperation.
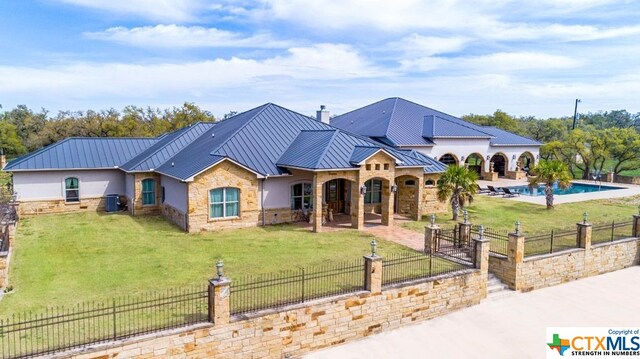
[5,103,448,233]
[330,98,541,181]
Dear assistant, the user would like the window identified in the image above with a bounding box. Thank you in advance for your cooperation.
[291,183,313,210]
[383,163,389,170]
[375,164,380,170]
[210,188,239,218]
[425,179,435,186]
[364,179,382,204]
[64,177,79,203]
[142,179,156,205]
[366,164,371,171]
[404,179,416,186]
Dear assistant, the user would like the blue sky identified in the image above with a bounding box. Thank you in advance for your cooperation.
[1,0,639,118]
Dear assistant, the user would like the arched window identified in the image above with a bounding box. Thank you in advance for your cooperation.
[210,187,240,218]
[291,183,313,210]
[64,177,79,202]
[425,179,435,187]
[439,154,458,166]
[141,179,156,205]
[364,179,382,204]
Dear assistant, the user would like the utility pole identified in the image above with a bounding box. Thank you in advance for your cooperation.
[572,99,581,130]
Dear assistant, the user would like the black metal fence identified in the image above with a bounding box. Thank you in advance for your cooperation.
[382,248,474,286]
[230,259,364,316]
[0,286,208,359]
[525,229,578,257]
[471,225,509,256]
[591,220,633,244]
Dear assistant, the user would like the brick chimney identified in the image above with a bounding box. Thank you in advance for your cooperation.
[316,105,330,124]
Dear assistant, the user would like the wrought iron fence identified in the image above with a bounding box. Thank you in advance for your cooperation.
[0,286,208,359]
[471,225,509,256]
[382,248,474,287]
[591,220,633,244]
[525,229,577,257]
[230,258,364,316]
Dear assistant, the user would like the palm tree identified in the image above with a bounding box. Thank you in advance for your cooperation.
[528,160,572,209]
[436,165,478,221]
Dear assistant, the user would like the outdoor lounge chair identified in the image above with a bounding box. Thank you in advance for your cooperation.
[487,185,504,196]
[502,187,520,198]
[475,184,490,194]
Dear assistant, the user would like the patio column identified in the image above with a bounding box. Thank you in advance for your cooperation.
[312,174,323,233]
[351,179,364,230]
[414,177,424,221]
[381,181,394,227]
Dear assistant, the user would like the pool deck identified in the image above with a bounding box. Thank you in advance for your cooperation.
[477,179,640,205]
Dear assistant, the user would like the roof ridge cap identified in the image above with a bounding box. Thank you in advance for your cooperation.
[209,103,271,158]
[5,137,76,169]
[384,97,400,139]
[436,115,495,137]
[124,125,202,170]
[313,130,341,169]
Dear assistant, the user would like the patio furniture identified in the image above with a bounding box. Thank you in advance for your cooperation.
[487,186,504,196]
[475,184,490,194]
[502,188,520,198]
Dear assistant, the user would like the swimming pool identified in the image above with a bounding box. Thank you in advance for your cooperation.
[504,183,623,196]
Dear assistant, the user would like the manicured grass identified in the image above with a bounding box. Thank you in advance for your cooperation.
[1,212,416,315]
[403,195,640,235]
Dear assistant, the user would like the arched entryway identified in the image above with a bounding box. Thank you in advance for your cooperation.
[362,177,393,226]
[439,153,459,166]
[464,153,484,177]
[490,153,508,177]
[518,152,535,173]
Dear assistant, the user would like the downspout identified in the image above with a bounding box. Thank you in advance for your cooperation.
[261,175,268,226]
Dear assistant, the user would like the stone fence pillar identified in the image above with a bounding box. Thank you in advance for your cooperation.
[473,235,491,299]
[208,277,232,325]
[633,214,640,238]
[506,231,525,290]
[424,223,440,254]
[459,221,472,247]
[577,221,593,250]
[363,255,383,294]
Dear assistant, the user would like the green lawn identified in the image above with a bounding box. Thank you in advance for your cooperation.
[2,212,417,315]
[404,195,640,235]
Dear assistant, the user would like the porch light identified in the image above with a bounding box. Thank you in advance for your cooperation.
[360,185,367,195]
[391,184,398,193]
[486,155,491,160]
[515,220,521,235]
[478,225,485,239]
[536,155,540,160]
[461,156,465,161]
[512,154,516,160]
[370,239,377,257]
[216,259,224,280]
[583,212,588,224]
[463,209,469,223]
[430,214,436,226]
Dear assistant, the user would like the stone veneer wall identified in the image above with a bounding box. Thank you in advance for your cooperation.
[18,197,105,215]
[488,254,515,289]
[187,160,260,232]
[0,222,16,288]
[63,270,483,359]
[161,203,187,231]
[517,239,640,292]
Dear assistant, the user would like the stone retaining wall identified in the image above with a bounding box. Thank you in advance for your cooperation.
[64,270,484,359]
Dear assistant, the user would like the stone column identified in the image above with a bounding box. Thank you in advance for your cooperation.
[351,180,364,230]
[424,222,440,254]
[381,182,394,227]
[577,221,593,250]
[507,231,525,290]
[459,221,472,247]
[312,174,323,233]
[363,255,383,294]
[633,214,640,238]
[415,178,424,221]
[473,235,491,299]
[208,277,232,325]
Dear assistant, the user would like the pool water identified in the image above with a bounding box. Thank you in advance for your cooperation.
[505,183,623,196]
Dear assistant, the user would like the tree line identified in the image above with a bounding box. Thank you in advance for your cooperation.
[462,109,640,179]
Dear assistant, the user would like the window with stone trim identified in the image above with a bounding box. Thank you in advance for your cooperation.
[142,179,156,205]
[404,179,416,186]
[64,177,79,203]
[291,183,313,210]
[210,187,240,218]
[425,179,435,187]
[364,179,382,204]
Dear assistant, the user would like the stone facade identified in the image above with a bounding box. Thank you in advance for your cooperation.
[161,203,187,231]
[62,269,484,359]
[187,160,260,232]
[132,173,161,216]
[18,197,105,215]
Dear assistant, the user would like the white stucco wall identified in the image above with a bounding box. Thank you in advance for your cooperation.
[161,175,187,213]
[13,170,125,201]
[261,171,314,209]
[125,174,135,199]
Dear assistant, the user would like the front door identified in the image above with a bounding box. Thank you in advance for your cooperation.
[325,179,345,214]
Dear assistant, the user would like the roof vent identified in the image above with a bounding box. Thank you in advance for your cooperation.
[171,162,175,167]
[211,133,215,138]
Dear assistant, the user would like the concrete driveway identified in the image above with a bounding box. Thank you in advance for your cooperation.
[306,266,640,359]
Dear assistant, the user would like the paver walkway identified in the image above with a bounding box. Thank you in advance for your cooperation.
[362,216,424,251]
[305,266,640,359]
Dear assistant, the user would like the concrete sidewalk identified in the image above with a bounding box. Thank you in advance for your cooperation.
[306,267,640,359]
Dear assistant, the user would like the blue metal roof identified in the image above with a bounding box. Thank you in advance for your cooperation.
[483,127,542,146]
[5,138,157,171]
[120,122,214,172]
[331,97,535,146]
[349,146,382,165]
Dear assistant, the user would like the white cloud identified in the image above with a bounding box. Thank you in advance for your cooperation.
[84,25,291,48]
[57,0,203,22]
[393,34,469,56]
[460,52,581,71]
